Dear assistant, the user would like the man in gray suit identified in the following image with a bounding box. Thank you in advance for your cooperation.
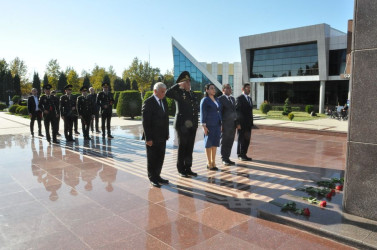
[218,84,240,166]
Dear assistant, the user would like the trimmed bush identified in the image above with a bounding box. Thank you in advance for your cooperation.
[20,100,27,106]
[305,105,314,114]
[116,91,142,119]
[12,95,21,104]
[143,91,153,103]
[272,106,301,111]
[16,106,24,114]
[282,98,292,116]
[288,112,295,121]
[113,91,121,109]
[0,103,7,111]
[9,104,20,113]
[260,102,272,114]
[19,106,29,116]
[166,97,176,116]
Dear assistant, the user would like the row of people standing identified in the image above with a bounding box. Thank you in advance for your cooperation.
[142,71,254,188]
[27,82,115,144]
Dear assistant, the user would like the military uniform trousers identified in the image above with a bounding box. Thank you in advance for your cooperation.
[101,110,112,136]
[64,115,74,140]
[43,114,57,142]
[81,116,92,138]
[176,127,196,174]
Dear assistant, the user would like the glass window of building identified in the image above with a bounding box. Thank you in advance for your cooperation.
[250,43,319,78]
[173,46,213,91]
[228,75,234,89]
[329,49,347,75]
[217,75,222,84]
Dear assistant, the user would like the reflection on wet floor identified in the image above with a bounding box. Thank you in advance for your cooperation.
[0,125,352,249]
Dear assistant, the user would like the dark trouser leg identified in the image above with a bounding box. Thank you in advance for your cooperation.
[44,117,51,141]
[73,117,78,132]
[107,115,111,135]
[146,141,166,180]
[30,113,36,134]
[36,113,42,134]
[176,128,196,173]
[221,127,236,160]
[101,113,106,136]
[95,113,99,131]
[55,115,60,134]
[51,116,57,141]
[237,128,251,157]
[81,118,86,136]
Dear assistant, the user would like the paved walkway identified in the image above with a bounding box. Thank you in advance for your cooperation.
[0,111,353,249]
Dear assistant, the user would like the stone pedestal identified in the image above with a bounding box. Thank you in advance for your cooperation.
[344,0,377,221]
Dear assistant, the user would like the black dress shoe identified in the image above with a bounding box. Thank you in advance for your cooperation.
[238,156,252,161]
[53,140,60,144]
[108,134,114,139]
[186,170,198,177]
[75,131,80,135]
[96,130,101,133]
[38,133,44,137]
[222,160,230,166]
[178,172,189,178]
[228,160,235,165]
[57,133,62,136]
[158,177,169,184]
[150,180,161,187]
[31,132,34,137]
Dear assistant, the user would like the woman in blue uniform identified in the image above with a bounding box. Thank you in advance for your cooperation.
[200,83,222,170]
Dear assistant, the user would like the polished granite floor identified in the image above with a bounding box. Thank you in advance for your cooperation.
[0,125,353,249]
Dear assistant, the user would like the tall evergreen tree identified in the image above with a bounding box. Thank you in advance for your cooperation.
[57,72,68,93]
[102,74,111,91]
[0,59,8,102]
[13,74,21,96]
[83,74,90,88]
[4,71,14,104]
[113,78,126,91]
[43,73,49,87]
[32,72,41,95]
[132,80,138,90]
[125,77,131,90]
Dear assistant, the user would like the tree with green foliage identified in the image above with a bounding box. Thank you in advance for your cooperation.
[66,68,80,91]
[125,77,131,90]
[131,80,138,90]
[163,70,175,88]
[13,74,21,96]
[4,71,14,103]
[83,74,90,88]
[9,57,27,84]
[116,90,142,119]
[43,73,49,87]
[102,74,111,91]
[57,72,68,92]
[282,98,292,116]
[46,59,61,89]
[0,59,9,102]
[90,65,107,90]
[113,77,126,91]
[32,72,41,95]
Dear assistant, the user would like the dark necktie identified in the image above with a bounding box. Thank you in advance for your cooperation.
[247,96,251,106]
[228,96,233,105]
[159,99,164,112]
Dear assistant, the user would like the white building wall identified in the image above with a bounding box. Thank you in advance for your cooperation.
[211,63,218,79]
[222,62,229,85]
[256,83,265,108]
[233,62,242,97]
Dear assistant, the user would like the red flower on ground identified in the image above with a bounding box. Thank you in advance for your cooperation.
[336,185,343,191]
[319,200,327,207]
[326,193,332,199]
[303,208,310,216]
[330,189,336,195]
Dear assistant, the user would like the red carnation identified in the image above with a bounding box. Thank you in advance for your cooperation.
[326,193,332,199]
[330,189,336,195]
[336,185,343,191]
[303,208,310,216]
[319,201,327,207]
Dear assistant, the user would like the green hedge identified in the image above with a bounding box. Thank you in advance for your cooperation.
[9,104,19,113]
[260,102,272,114]
[305,105,314,114]
[143,91,153,103]
[116,91,142,119]
[0,103,7,111]
[166,97,176,116]
[113,91,121,109]
[272,106,301,112]
[18,106,29,115]
[12,95,21,103]
[20,100,27,106]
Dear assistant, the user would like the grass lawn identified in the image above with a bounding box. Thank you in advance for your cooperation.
[253,109,328,122]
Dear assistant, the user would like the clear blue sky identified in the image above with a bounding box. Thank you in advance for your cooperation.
[0,0,354,80]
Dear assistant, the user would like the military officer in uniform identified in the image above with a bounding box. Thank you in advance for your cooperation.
[166,71,199,178]
[60,85,76,142]
[51,90,61,136]
[38,84,59,144]
[96,82,115,138]
[77,86,94,140]
[89,87,100,133]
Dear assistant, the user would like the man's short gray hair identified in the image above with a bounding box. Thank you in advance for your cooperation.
[31,88,37,92]
[89,87,94,91]
[153,82,166,91]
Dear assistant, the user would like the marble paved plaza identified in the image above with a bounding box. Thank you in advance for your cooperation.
[0,124,353,249]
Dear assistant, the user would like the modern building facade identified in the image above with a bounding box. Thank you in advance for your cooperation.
[240,23,350,113]
[172,38,243,97]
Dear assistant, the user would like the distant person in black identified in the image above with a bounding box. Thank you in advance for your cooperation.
[38,84,59,144]
[60,85,76,142]
[51,90,61,136]
[166,71,199,178]
[77,86,94,140]
[89,87,100,133]
[97,82,115,138]
[142,82,170,187]
[235,83,254,161]
[28,88,43,137]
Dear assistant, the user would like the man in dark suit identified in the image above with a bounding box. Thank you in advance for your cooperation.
[28,88,43,137]
[97,82,115,138]
[166,71,199,178]
[60,85,76,142]
[218,84,239,165]
[235,83,254,161]
[39,84,59,144]
[142,82,170,187]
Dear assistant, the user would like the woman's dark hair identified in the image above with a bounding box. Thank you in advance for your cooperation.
[204,83,215,97]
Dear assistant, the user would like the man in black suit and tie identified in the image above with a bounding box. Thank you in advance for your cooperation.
[219,84,239,165]
[142,82,170,187]
[28,88,43,137]
[236,83,254,161]
[166,71,199,178]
